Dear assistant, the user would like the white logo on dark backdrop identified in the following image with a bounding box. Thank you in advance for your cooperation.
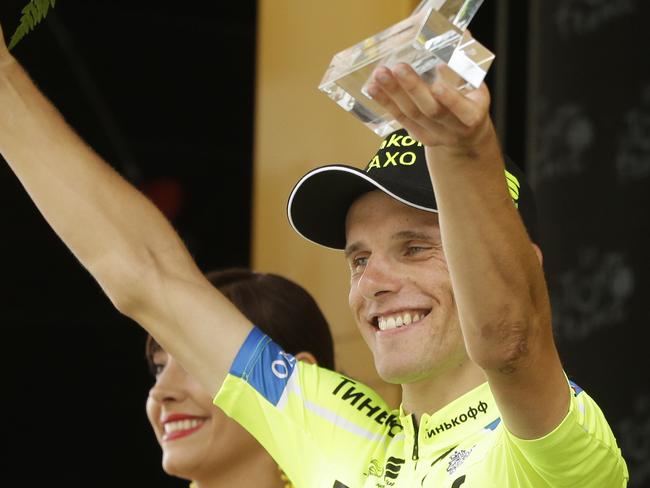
[530,102,595,186]
[617,395,650,487]
[616,84,650,182]
[556,0,636,37]
[551,248,635,341]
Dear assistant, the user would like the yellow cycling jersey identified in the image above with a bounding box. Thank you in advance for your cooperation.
[214,327,629,487]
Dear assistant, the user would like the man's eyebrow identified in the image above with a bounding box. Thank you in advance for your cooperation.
[345,230,435,256]
[392,230,435,241]
[344,242,363,258]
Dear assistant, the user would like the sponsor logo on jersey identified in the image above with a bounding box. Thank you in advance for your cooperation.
[425,401,490,438]
[230,328,297,406]
[452,475,467,487]
[447,448,474,475]
[364,456,405,487]
[384,456,405,481]
[333,377,403,437]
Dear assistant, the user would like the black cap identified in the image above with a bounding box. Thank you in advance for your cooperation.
[288,129,538,250]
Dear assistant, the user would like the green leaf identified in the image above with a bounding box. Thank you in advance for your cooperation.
[21,12,34,30]
[8,23,28,50]
[34,0,51,22]
[8,0,56,51]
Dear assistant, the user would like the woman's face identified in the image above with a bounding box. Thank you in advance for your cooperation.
[146,349,260,481]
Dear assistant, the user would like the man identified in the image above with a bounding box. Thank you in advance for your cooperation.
[0,21,627,486]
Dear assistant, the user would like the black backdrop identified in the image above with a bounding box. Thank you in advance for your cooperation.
[0,1,255,486]
[529,1,650,486]
[0,0,647,486]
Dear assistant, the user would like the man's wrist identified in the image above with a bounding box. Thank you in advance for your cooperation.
[0,46,17,69]
[0,52,20,81]
[426,120,501,164]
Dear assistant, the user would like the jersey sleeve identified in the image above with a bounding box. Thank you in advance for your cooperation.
[496,381,629,487]
[213,327,399,487]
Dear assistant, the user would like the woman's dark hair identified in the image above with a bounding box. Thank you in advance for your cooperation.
[146,268,335,372]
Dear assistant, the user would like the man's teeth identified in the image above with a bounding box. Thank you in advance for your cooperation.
[377,312,423,331]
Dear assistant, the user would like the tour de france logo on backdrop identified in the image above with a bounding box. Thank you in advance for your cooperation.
[555,0,637,37]
[529,100,595,186]
[616,83,650,183]
[549,247,635,342]
[616,394,650,488]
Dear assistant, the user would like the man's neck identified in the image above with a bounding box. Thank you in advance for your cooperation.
[400,358,486,419]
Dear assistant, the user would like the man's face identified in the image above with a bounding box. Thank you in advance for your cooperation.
[345,191,468,384]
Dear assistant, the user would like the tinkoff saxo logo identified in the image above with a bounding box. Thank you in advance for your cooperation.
[366,133,422,172]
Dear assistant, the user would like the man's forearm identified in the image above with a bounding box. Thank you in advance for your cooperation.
[0,49,254,396]
[425,127,550,369]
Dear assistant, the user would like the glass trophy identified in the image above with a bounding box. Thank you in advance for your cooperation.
[319,0,495,137]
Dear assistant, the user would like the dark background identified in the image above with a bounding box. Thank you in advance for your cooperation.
[528,1,650,486]
[0,1,255,485]
[0,0,647,486]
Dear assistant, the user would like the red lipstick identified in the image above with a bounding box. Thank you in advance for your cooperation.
[161,414,207,442]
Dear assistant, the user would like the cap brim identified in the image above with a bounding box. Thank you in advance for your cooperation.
[287,165,436,250]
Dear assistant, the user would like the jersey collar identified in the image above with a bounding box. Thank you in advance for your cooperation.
[399,382,501,454]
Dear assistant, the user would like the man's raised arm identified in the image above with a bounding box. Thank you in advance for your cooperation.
[0,25,251,395]
[366,64,568,441]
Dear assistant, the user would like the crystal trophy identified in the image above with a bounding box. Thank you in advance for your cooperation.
[319,0,495,137]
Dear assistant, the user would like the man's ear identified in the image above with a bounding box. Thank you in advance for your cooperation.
[295,351,318,365]
[532,243,543,266]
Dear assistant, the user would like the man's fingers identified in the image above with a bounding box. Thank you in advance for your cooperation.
[393,64,446,121]
[370,65,445,128]
[367,62,491,147]
[366,75,411,124]
[431,65,490,128]
[366,78,455,145]
[432,82,488,129]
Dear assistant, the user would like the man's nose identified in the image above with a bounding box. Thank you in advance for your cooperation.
[357,255,401,300]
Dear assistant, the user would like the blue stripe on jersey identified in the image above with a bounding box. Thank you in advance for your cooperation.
[484,418,502,431]
[569,380,584,396]
[229,326,297,406]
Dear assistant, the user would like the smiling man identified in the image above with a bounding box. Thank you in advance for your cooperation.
[221,120,626,486]
[0,19,628,487]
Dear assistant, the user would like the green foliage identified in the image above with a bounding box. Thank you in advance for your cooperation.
[8,0,56,50]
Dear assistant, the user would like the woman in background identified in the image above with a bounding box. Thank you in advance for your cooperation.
[146,268,335,487]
